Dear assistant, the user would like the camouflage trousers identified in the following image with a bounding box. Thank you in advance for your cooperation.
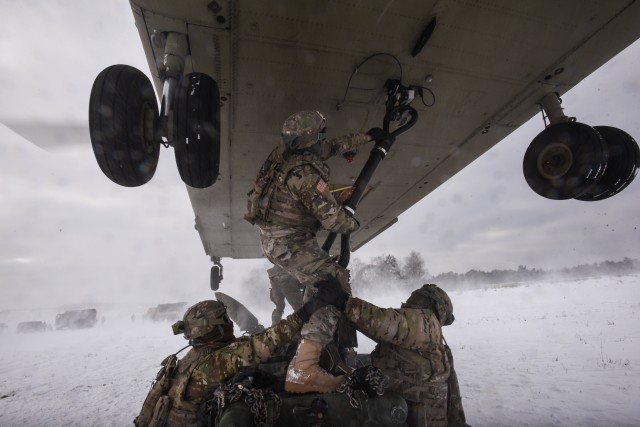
[267,264,305,324]
[260,234,351,292]
[261,233,351,345]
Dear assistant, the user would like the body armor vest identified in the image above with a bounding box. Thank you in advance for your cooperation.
[135,347,220,427]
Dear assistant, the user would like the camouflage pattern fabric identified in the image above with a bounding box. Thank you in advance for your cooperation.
[135,313,304,427]
[444,345,468,427]
[255,132,370,343]
[256,132,370,239]
[344,297,468,427]
[281,110,326,149]
[299,304,342,346]
[261,234,350,291]
[267,264,305,324]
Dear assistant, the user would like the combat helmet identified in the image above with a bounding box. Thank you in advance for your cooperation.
[172,300,235,347]
[281,110,327,150]
[403,284,455,326]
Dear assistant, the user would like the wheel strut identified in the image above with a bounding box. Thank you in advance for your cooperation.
[156,32,189,143]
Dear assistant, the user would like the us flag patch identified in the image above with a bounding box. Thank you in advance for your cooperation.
[315,178,327,193]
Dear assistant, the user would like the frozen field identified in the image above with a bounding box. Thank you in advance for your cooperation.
[1,274,639,426]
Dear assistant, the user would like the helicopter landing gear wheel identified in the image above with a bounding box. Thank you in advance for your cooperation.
[173,72,220,189]
[575,126,640,201]
[88,64,160,187]
[210,264,223,291]
[210,257,223,291]
[523,122,608,200]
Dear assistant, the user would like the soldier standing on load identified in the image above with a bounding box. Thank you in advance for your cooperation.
[341,284,469,427]
[134,278,347,427]
[245,110,393,393]
[267,264,305,324]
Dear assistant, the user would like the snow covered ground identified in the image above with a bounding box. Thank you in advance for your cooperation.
[1,274,638,426]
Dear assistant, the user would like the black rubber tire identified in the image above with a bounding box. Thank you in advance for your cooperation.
[88,64,160,187]
[210,265,222,291]
[575,126,640,201]
[174,73,220,188]
[523,122,607,200]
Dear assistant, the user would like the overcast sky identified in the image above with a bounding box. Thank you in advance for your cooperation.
[1,1,639,310]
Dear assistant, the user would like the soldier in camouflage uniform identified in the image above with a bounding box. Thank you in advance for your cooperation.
[134,278,347,427]
[245,110,393,394]
[267,264,305,324]
[342,284,469,427]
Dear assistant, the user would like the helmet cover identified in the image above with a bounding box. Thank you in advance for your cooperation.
[404,284,454,326]
[281,110,326,150]
[173,300,234,345]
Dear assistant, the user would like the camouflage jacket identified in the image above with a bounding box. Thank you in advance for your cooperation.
[344,297,468,426]
[344,298,450,397]
[135,312,303,427]
[254,133,370,239]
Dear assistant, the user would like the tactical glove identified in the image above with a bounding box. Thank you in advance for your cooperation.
[295,276,350,322]
[366,127,395,144]
[227,366,279,390]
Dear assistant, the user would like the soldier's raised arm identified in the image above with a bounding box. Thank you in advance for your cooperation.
[249,311,305,360]
[344,297,441,350]
[317,132,371,160]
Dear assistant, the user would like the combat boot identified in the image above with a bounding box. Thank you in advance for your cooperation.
[285,339,344,393]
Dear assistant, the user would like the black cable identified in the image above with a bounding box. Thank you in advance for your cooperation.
[415,85,436,107]
[337,52,403,110]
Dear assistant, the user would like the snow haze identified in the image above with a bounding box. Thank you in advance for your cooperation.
[0,1,639,308]
[1,275,638,426]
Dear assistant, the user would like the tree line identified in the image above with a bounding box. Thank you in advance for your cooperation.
[349,252,640,293]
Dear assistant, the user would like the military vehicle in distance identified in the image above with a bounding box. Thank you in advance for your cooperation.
[144,302,188,322]
[55,309,98,330]
[16,321,49,333]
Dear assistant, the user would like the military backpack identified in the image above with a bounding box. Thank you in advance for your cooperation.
[245,148,328,227]
[245,149,284,226]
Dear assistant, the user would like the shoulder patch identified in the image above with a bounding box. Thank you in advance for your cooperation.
[315,178,327,193]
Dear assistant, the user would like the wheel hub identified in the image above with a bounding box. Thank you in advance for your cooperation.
[537,143,573,179]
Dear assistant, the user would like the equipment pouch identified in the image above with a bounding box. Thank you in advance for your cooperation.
[134,355,179,427]
[134,380,166,427]
[244,157,282,226]
[149,395,172,427]
[159,354,178,388]
[444,344,468,426]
